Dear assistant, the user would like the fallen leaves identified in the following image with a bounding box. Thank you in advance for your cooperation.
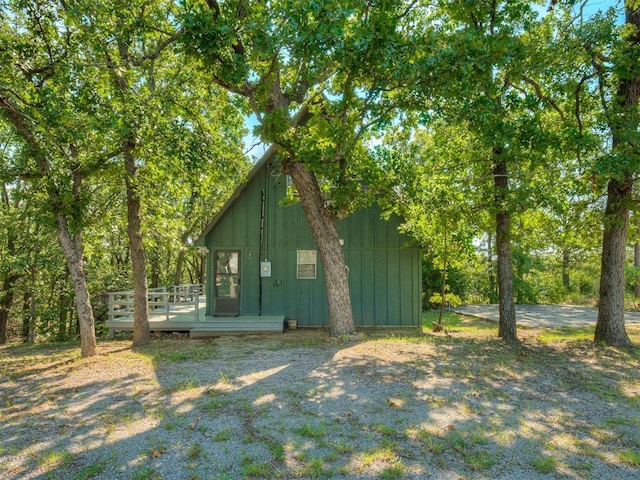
[151,448,166,459]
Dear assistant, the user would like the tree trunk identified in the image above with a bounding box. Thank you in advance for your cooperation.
[21,290,34,343]
[287,162,355,336]
[0,277,17,344]
[562,249,571,290]
[0,184,16,344]
[635,237,640,298]
[0,244,19,345]
[199,255,206,286]
[151,252,160,289]
[493,148,517,342]
[595,2,639,347]
[174,230,191,286]
[437,230,448,327]
[486,230,496,302]
[595,177,633,347]
[56,217,97,357]
[55,268,71,342]
[124,151,150,347]
[174,250,185,286]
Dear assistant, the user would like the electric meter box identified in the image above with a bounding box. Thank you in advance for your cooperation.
[260,261,272,278]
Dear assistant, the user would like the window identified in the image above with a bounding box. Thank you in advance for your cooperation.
[297,250,317,279]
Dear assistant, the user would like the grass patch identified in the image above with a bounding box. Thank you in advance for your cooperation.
[240,455,272,477]
[299,456,335,478]
[133,467,162,480]
[618,449,640,466]
[217,368,237,384]
[37,450,73,469]
[416,429,446,454]
[161,421,177,431]
[422,311,494,334]
[138,341,220,366]
[360,444,399,468]
[379,463,406,479]
[444,429,467,452]
[213,428,234,442]
[530,455,558,474]
[73,461,108,479]
[202,397,233,413]
[464,450,496,471]
[164,378,200,393]
[373,423,398,437]
[536,327,593,343]
[333,440,355,454]
[294,422,326,439]
[602,416,631,427]
[267,440,285,462]
[186,443,203,460]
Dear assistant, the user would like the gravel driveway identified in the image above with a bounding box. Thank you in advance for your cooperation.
[454,304,640,328]
[1,327,639,480]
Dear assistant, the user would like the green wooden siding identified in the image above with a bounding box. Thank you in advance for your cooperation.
[204,160,421,326]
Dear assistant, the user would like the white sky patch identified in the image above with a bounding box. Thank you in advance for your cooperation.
[243,113,267,162]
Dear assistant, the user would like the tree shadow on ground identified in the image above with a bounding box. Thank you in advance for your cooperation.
[1,328,639,479]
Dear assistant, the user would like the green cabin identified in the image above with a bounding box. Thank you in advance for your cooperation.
[197,146,422,327]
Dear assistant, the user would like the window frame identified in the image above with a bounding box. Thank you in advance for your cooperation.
[296,249,317,279]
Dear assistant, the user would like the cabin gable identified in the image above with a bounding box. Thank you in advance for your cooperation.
[202,157,421,327]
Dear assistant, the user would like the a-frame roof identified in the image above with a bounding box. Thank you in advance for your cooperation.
[195,105,313,246]
[195,143,278,246]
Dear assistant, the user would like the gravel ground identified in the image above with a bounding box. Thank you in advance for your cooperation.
[1,325,639,480]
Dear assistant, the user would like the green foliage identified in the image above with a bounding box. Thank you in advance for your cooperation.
[181,0,416,218]
[429,292,462,309]
[0,1,247,343]
[625,265,640,292]
[421,255,470,309]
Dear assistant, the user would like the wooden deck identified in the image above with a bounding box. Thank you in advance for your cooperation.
[106,296,284,338]
[106,313,285,338]
[105,286,284,338]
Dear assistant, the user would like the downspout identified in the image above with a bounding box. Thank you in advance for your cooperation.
[258,188,266,316]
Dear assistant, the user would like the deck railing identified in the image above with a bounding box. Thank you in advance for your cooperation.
[108,284,203,323]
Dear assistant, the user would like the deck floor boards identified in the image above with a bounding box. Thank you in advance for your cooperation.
[106,314,285,337]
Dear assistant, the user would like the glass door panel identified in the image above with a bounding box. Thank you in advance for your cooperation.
[214,250,240,316]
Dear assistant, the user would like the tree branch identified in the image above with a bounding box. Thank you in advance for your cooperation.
[132,27,185,66]
[396,0,419,20]
[521,75,566,121]
[205,0,221,18]
[574,71,597,139]
[0,93,50,176]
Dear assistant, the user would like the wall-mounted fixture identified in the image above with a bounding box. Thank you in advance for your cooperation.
[260,261,272,277]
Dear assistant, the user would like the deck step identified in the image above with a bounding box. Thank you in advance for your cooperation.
[189,316,284,338]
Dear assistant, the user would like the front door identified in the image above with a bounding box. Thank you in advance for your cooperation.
[214,250,240,316]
